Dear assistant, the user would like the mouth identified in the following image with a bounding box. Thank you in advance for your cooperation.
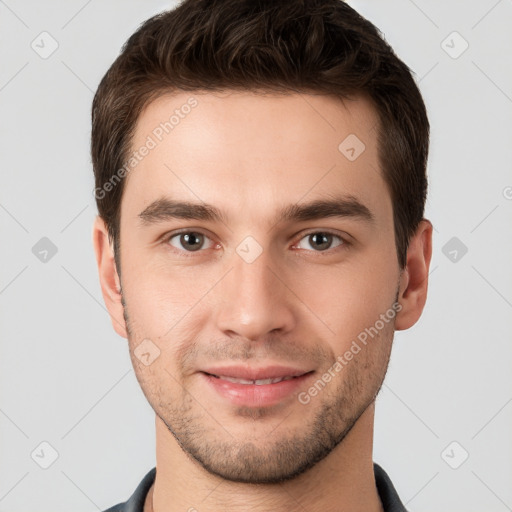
[200,364,313,381]
[199,367,316,407]
[203,372,307,385]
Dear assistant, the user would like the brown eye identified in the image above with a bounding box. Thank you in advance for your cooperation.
[296,232,345,252]
[167,231,214,252]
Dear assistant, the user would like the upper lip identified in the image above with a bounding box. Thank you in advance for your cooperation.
[201,365,313,380]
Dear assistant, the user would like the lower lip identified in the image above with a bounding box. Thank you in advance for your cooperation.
[200,372,315,407]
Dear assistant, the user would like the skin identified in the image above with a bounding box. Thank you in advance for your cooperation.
[93,90,432,512]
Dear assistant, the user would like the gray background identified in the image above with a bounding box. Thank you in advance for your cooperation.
[1,0,511,510]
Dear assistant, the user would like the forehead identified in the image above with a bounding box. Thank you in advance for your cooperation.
[121,90,391,229]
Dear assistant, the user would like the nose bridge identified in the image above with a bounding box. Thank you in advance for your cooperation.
[214,242,295,340]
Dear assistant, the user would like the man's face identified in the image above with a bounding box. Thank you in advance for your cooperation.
[115,91,402,483]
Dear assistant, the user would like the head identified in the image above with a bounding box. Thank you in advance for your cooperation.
[92,0,432,484]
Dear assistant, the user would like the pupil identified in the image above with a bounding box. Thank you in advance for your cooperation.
[311,233,331,251]
[182,233,203,251]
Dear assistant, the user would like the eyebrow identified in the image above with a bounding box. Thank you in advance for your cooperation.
[137,194,375,227]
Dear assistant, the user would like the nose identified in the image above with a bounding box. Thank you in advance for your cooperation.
[214,245,296,341]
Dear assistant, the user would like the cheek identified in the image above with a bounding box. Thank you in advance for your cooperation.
[121,256,217,342]
[129,351,180,413]
[298,260,398,346]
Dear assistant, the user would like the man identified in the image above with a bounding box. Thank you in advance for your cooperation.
[91,0,432,510]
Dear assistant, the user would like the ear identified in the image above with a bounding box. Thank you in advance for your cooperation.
[395,219,433,331]
[92,215,128,338]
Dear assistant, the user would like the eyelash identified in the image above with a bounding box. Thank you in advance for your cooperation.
[161,229,350,257]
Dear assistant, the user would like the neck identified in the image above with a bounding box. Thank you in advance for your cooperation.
[149,404,384,512]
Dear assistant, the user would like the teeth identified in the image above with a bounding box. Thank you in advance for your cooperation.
[216,375,295,385]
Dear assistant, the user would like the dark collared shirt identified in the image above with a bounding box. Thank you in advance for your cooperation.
[103,463,408,512]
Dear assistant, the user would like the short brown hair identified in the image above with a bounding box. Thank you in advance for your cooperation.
[91,0,429,272]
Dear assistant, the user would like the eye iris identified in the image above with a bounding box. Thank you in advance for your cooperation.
[181,232,203,251]
[310,233,332,251]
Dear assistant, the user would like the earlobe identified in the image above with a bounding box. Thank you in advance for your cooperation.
[395,219,433,331]
[92,215,128,338]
